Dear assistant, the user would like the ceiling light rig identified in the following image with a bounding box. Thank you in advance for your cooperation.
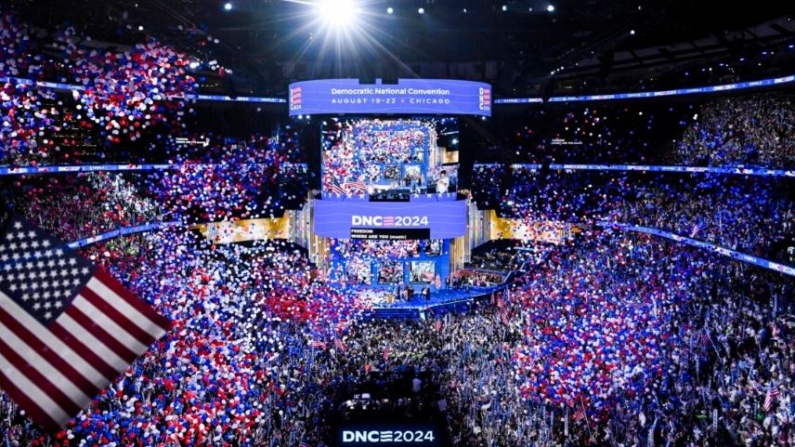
[317,0,359,27]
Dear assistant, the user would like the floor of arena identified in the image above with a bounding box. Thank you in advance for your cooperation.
[347,285,500,319]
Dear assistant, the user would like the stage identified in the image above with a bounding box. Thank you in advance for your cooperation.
[356,286,501,320]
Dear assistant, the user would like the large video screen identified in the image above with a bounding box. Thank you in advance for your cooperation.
[289,78,491,116]
[408,261,436,284]
[314,200,467,240]
[321,117,459,196]
[345,258,372,285]
[377,260,404,284]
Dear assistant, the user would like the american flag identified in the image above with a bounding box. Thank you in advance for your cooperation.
[334,338,346,351]
[344,181,368,194]
[0,215,171,432]
[310,340,327,349]
[299,440,311,447]
[328,182,345,196]
[764,384,779,411]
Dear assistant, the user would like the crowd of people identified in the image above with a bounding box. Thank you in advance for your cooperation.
[3,6,795,447]
[467,239,537,272]
[0,10,198,165]
[473,92,795,265]
[142,133,307,222]
[612,173,794,262]
[2,225,794,447]
[491,91,795,169]
[7,171,161,241]
[475,164,794,266]
[673,94,795,168]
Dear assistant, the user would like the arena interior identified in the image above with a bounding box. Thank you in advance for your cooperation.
[1,0,795,446]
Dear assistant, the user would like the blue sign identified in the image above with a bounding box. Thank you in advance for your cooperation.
[288,79,492,116]
[314,200,467,239]
[66,222,180,249]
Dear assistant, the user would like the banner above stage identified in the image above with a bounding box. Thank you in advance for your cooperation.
[288,79,491,117]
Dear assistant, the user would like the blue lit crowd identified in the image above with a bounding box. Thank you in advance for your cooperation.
[2,8,795,447]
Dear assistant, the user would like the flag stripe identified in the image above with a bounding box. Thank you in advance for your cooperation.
[0,306,100,405]
[0,307,99,398]
[0,350,68,431]
[764,386,779,411]
[0,294,113,385]
[72,294,148,355]
[89,271,171,332]
[78,284,160,347]
[54,313,132,371]
[0,334,84,418]
[60,306,138,364]
[61,306,138,366]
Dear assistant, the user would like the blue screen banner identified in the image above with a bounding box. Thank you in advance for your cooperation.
[288,79,492,117]
[314,200,467,239]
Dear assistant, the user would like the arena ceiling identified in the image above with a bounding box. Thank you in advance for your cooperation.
[16,0,795,96]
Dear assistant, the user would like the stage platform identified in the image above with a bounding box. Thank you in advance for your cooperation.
[359,286,501,320]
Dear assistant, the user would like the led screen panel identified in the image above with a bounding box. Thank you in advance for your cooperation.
[289,79,491,116]
[314,200,467,240]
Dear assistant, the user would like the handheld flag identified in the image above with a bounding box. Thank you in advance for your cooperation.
[0,215,171,432]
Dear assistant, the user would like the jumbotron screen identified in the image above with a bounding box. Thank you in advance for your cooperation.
[289,78,491,116]
[320,117,459,197]
[313,200,467,240]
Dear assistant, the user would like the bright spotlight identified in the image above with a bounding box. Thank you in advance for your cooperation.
[223,2,232,11]
[418,7,425,14]
[387,6,393,14]
[318,0,358,27]
[547,4,555,12]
